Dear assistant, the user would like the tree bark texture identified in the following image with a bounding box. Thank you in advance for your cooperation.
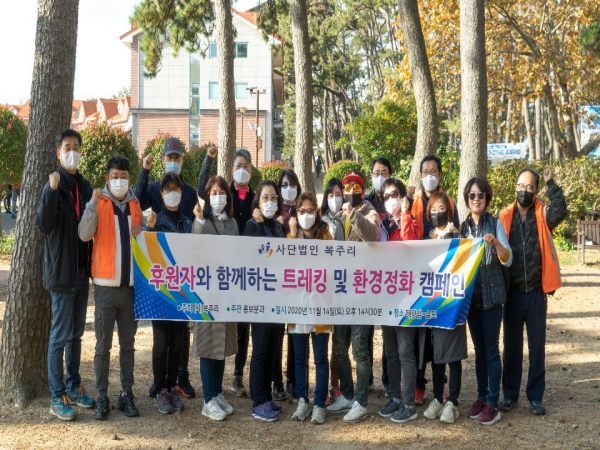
[398,0,439,189]
[522,98,534,159]
[458,0,488,220]
[215,0,236,179]
[290,0,315,194]
[534,97,543,160]
[0,0,79,407]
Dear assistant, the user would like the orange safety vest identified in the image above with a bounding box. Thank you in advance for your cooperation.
[499,200,561,294]
[91,196,142,279]
[411,189,456,240]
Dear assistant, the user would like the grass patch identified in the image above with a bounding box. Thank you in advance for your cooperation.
[0,232,14,256]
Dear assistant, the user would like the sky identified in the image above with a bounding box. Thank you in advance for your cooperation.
[0,0,262,106]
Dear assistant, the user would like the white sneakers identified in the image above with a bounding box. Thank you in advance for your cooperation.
[326,395,354,413]
[215,393,234,416]
[423,398,444,420]
[440,401,459,424]
[292,398,311,421]
[343,401,368,423]
[202,398,227,421]
[311,406,326,424]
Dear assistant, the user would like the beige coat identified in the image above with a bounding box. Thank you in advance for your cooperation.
[191,216,238,360]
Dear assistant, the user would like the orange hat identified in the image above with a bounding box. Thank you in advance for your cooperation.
[342,172,364,188]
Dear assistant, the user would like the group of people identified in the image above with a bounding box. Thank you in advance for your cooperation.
[38,129,567,427]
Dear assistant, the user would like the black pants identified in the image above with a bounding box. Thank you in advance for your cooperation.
[432,360,462,405]
[177,325,191,380]
[152,320,187,390]
[234,322,250,377]
[367,325,388,386]
[250,323,282,406]
[272,325,297,387]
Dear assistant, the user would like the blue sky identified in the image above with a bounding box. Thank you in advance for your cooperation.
[0,0,262,105]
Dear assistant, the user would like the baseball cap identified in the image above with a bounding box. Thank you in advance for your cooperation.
[342,172,364,188]
[163,137,183,156]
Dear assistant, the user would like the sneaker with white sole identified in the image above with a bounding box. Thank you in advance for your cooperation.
[478,403,501,425]
[440,400,459,424]
[292,397,311,421]
[311,405,325,424]
[326,395,354,413]
[343,401,368,423]
[423,398,444,420]
[378,399,402,418]
[390,404,418,423]
[202,398,227,421]
[215,393,234,416]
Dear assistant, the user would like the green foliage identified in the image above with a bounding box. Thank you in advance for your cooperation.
[582,20,600,56]
[260,160,286,184]
[0,109,27,184]
[336,99,418,174]
[79,123,141,189]
[438,148,461,201]
[249,164,263,191]
[322,159,368,191]
[142,132,188,183]
[180,142,217,186]
[554,236,574,252]
[0,232,15,256]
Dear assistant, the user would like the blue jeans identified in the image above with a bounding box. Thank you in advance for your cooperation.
[292,332,329,408]
[200,358,225,403]
[48,272,90,399]
[333,325,371,407]
[468,298,503,406]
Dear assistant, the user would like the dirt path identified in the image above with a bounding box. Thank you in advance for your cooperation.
[0,262,599,450]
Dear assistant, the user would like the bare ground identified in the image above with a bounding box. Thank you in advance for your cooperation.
[0,252,599,450]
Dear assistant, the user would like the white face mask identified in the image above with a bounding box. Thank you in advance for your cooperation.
[422,175,439,192]
[281,186,297,202]
[328,197,343,214]
[372,175,387,192]
[165,161,182,175]
[298,213,316,230]
[163,191,181,208]
[109,179,129,198]
[61,151,80,171]
[385,198,402,216]
[261,201,278,219]
[210,194,228,213]
[233,168,250,185]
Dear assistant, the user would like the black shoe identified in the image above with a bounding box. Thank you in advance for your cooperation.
[176,376,196,398]
[286,382,297,400]
[116,390,139,417]
[272,382,288,401]
[148,383,158,398]
[530,401,546,415]
[499,398,518,411]
[92,394,110,420]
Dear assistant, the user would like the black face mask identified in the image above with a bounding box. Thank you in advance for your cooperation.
[344,193,362,208]
[516,190,535,208]
[431,211,449,228]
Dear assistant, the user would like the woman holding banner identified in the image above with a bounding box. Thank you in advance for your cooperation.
[421,191,467,424]
[286,192,333,424]
[244,180,286,422]
[192,176,239,421]
[460,177,512,426]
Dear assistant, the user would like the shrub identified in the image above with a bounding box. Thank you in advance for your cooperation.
[323,159,369,191]
[142,132,188,183]
[0,109,27,186]
[80,123,141,188]
[181,143,217,187]
[249,164,262,191]
[0,231,15,256]
[260,160,287,184]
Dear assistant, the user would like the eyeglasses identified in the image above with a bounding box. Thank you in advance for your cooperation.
[422,169,439,177]
[297,208,316,215]
[516,183,536,193]
[372,171,389,177]
[383,190,400,201]
[261,195,278,202]
[468,192,486,201]
[281,183,296,189]
[344,183,362,193]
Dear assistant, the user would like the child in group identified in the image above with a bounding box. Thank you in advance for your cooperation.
[146,173,193,414]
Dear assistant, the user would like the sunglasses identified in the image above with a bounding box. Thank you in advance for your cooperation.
[468,192,486,201]
[344,183,362,193]
[383,190,400,201]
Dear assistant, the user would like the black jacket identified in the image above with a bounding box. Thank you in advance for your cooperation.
[148,209,193,234]
[365,190,396,237]
[37,167,93,292]
[135,168,197,221]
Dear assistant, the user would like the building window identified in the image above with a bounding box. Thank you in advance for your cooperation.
[209,82,219,99]
[234,43,248,58]
[209,42,217,59]
[191,85,200,114]
[235,83,248,99]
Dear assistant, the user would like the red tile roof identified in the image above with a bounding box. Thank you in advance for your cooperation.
[16,100,30,119]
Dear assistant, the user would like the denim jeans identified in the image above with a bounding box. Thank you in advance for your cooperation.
[333,325,371,407]
[94,285,137,395]
[382,326,416,406]
[200,357,225,403]
[48,272,90,399]
[292,332,329,408]
[468,299,503,406]
[502,287,547,402]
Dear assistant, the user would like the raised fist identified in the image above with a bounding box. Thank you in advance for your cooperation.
[143,154,154,171]
[207,146,217,158]
[407,186,416,200]
[252,208,264,223]
[543,168,553,182]
[49,172,60,191]
[147,211,157,229]
[92,188,103,204]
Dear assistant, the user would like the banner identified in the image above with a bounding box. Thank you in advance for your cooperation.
[133,233,484,329]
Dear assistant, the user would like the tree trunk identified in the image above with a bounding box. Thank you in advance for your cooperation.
[504,98,513,143]
[534,97,543,160]
[215,0,236,179]
[543,82,576,158]
[0,0,79,407]
[458,0,488,220]
[398,0,439,189]
[290,0,315,194]
[522,98,534,159]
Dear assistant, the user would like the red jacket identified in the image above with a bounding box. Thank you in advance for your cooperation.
[389,211,420,241]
